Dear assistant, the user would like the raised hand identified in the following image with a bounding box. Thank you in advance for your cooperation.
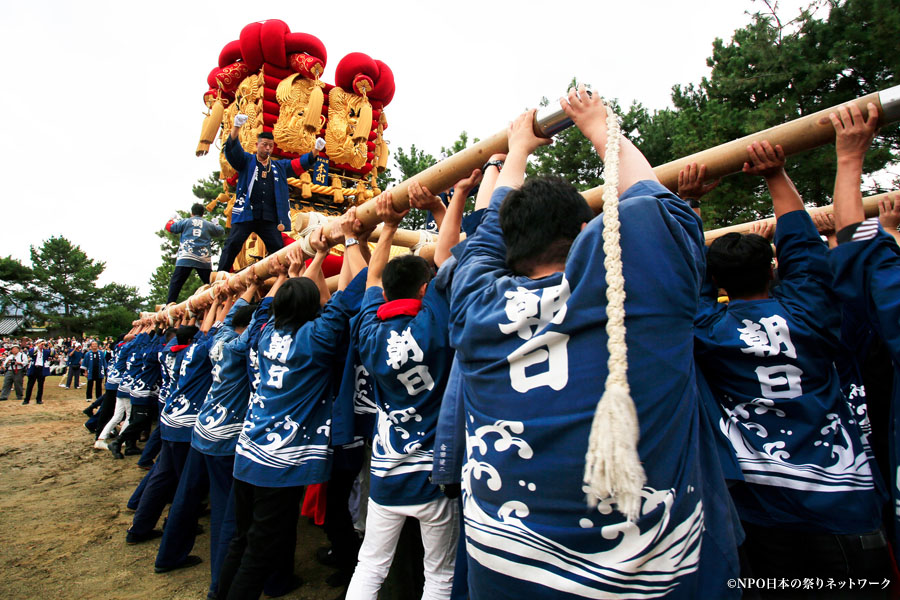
[560,84,608,149]
[678,163,720,200]
[233,114,249,128]
[830,102,879,164]
[749,220,775,241]
[742,141,785,179]
[376,191,408,228]
[811,211,836,236]
[309,227,329,254]
[408,181,444,213]
[879,194,900,231]
[453,169,483,199]
[287,242,306,278]
[507,109,552,157]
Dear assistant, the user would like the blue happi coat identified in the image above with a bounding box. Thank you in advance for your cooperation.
[129,334,165,406]
[167,217,225,268]
[449,181,736,599]
[193,299,271,457]
[105,340,131,391]
[117,333,150,399]
[695,210,883,535]
[233,281,363,488]
[829,218,900,546]
[357,284,453,506]
[160,327,219,442]
[81,349,107,381]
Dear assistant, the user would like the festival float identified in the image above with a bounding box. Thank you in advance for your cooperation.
[194,20,395,271]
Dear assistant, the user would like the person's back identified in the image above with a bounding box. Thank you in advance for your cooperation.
[167,205,224,270]
[692,137,889,589]
[164,203,224,304]
[448,94,725,598]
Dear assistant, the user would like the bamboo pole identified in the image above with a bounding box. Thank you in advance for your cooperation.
[703,190,897,245]
[156,85,900,319]
[319,106,575,246]
[293,212,434,249]
[580,84,900,214]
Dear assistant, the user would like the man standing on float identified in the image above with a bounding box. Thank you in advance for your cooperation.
[217,114,322,273]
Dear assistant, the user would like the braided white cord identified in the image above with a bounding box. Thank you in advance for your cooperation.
[582,102,647,522]
[412,230,436,255]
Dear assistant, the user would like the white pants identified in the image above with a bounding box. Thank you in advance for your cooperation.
[346,495,458,600]
[98,397,131,441]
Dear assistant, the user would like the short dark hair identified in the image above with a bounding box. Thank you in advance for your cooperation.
[383,255,432,301]
[499,177,593,275]
[258,131,274,141]
[176,325,199,345]
[707,233,774,298]
[233,303,258,329]
[191,203,204,216]
[273,278,320,332]
[164,327,176,340]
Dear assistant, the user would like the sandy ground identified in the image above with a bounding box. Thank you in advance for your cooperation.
[0,376,340,600]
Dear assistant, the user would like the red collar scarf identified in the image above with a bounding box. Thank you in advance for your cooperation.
[376,299,422,321]
[170,344,190,353]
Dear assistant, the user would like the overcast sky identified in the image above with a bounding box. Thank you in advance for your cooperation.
[0,0,816,294]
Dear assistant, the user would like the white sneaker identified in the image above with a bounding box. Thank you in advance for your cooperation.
[93,440,108,450]
[58,384,66,388]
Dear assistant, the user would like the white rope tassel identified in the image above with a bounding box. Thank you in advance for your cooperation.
[583,103,647,522]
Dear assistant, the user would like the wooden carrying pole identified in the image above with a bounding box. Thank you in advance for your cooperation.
[703,190,897,245]
[293,212,434,250]
[155,104,574,315]
[154,85,900,318]
[580,84,900,214]
[320,106,575,246]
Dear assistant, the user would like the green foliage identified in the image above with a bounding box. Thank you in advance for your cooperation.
[0,256,35,315]
[91,283,145,338]
[391,143,438,230]
[652,0,899,227]
[526,1,900,228]
[29,236,105,334]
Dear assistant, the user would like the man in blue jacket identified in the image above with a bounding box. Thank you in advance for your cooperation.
[81,340,106,400]
[216,113,322,274]
[23,340,54,404]
[165,204,225,303]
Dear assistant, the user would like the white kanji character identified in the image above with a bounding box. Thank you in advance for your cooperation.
[755,364,804,399]
[397,365,435,396]
[499,287,541,340]
[210,340,224,363]
[759,315,797,358]
[263,332,293,363]
[267,365,290,389]
[211,364,222,383]
[738,315,797,358]
[385,328,424,370]
[507,331,569,393]
[539,278,570,327]
[738,319,770,355]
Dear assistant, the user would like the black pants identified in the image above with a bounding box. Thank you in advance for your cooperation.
[84,378,101,399]
[65,367,80,388]
[217,220,284,274]
[93,388,118,438]
[167,265,212,304]
[324,445,364,567]
[119,404,152,446]
[217,480,303,600]
[741,521,893,599]
[24,373,45,402]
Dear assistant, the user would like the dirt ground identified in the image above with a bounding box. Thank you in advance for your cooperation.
[0,376,339,600]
